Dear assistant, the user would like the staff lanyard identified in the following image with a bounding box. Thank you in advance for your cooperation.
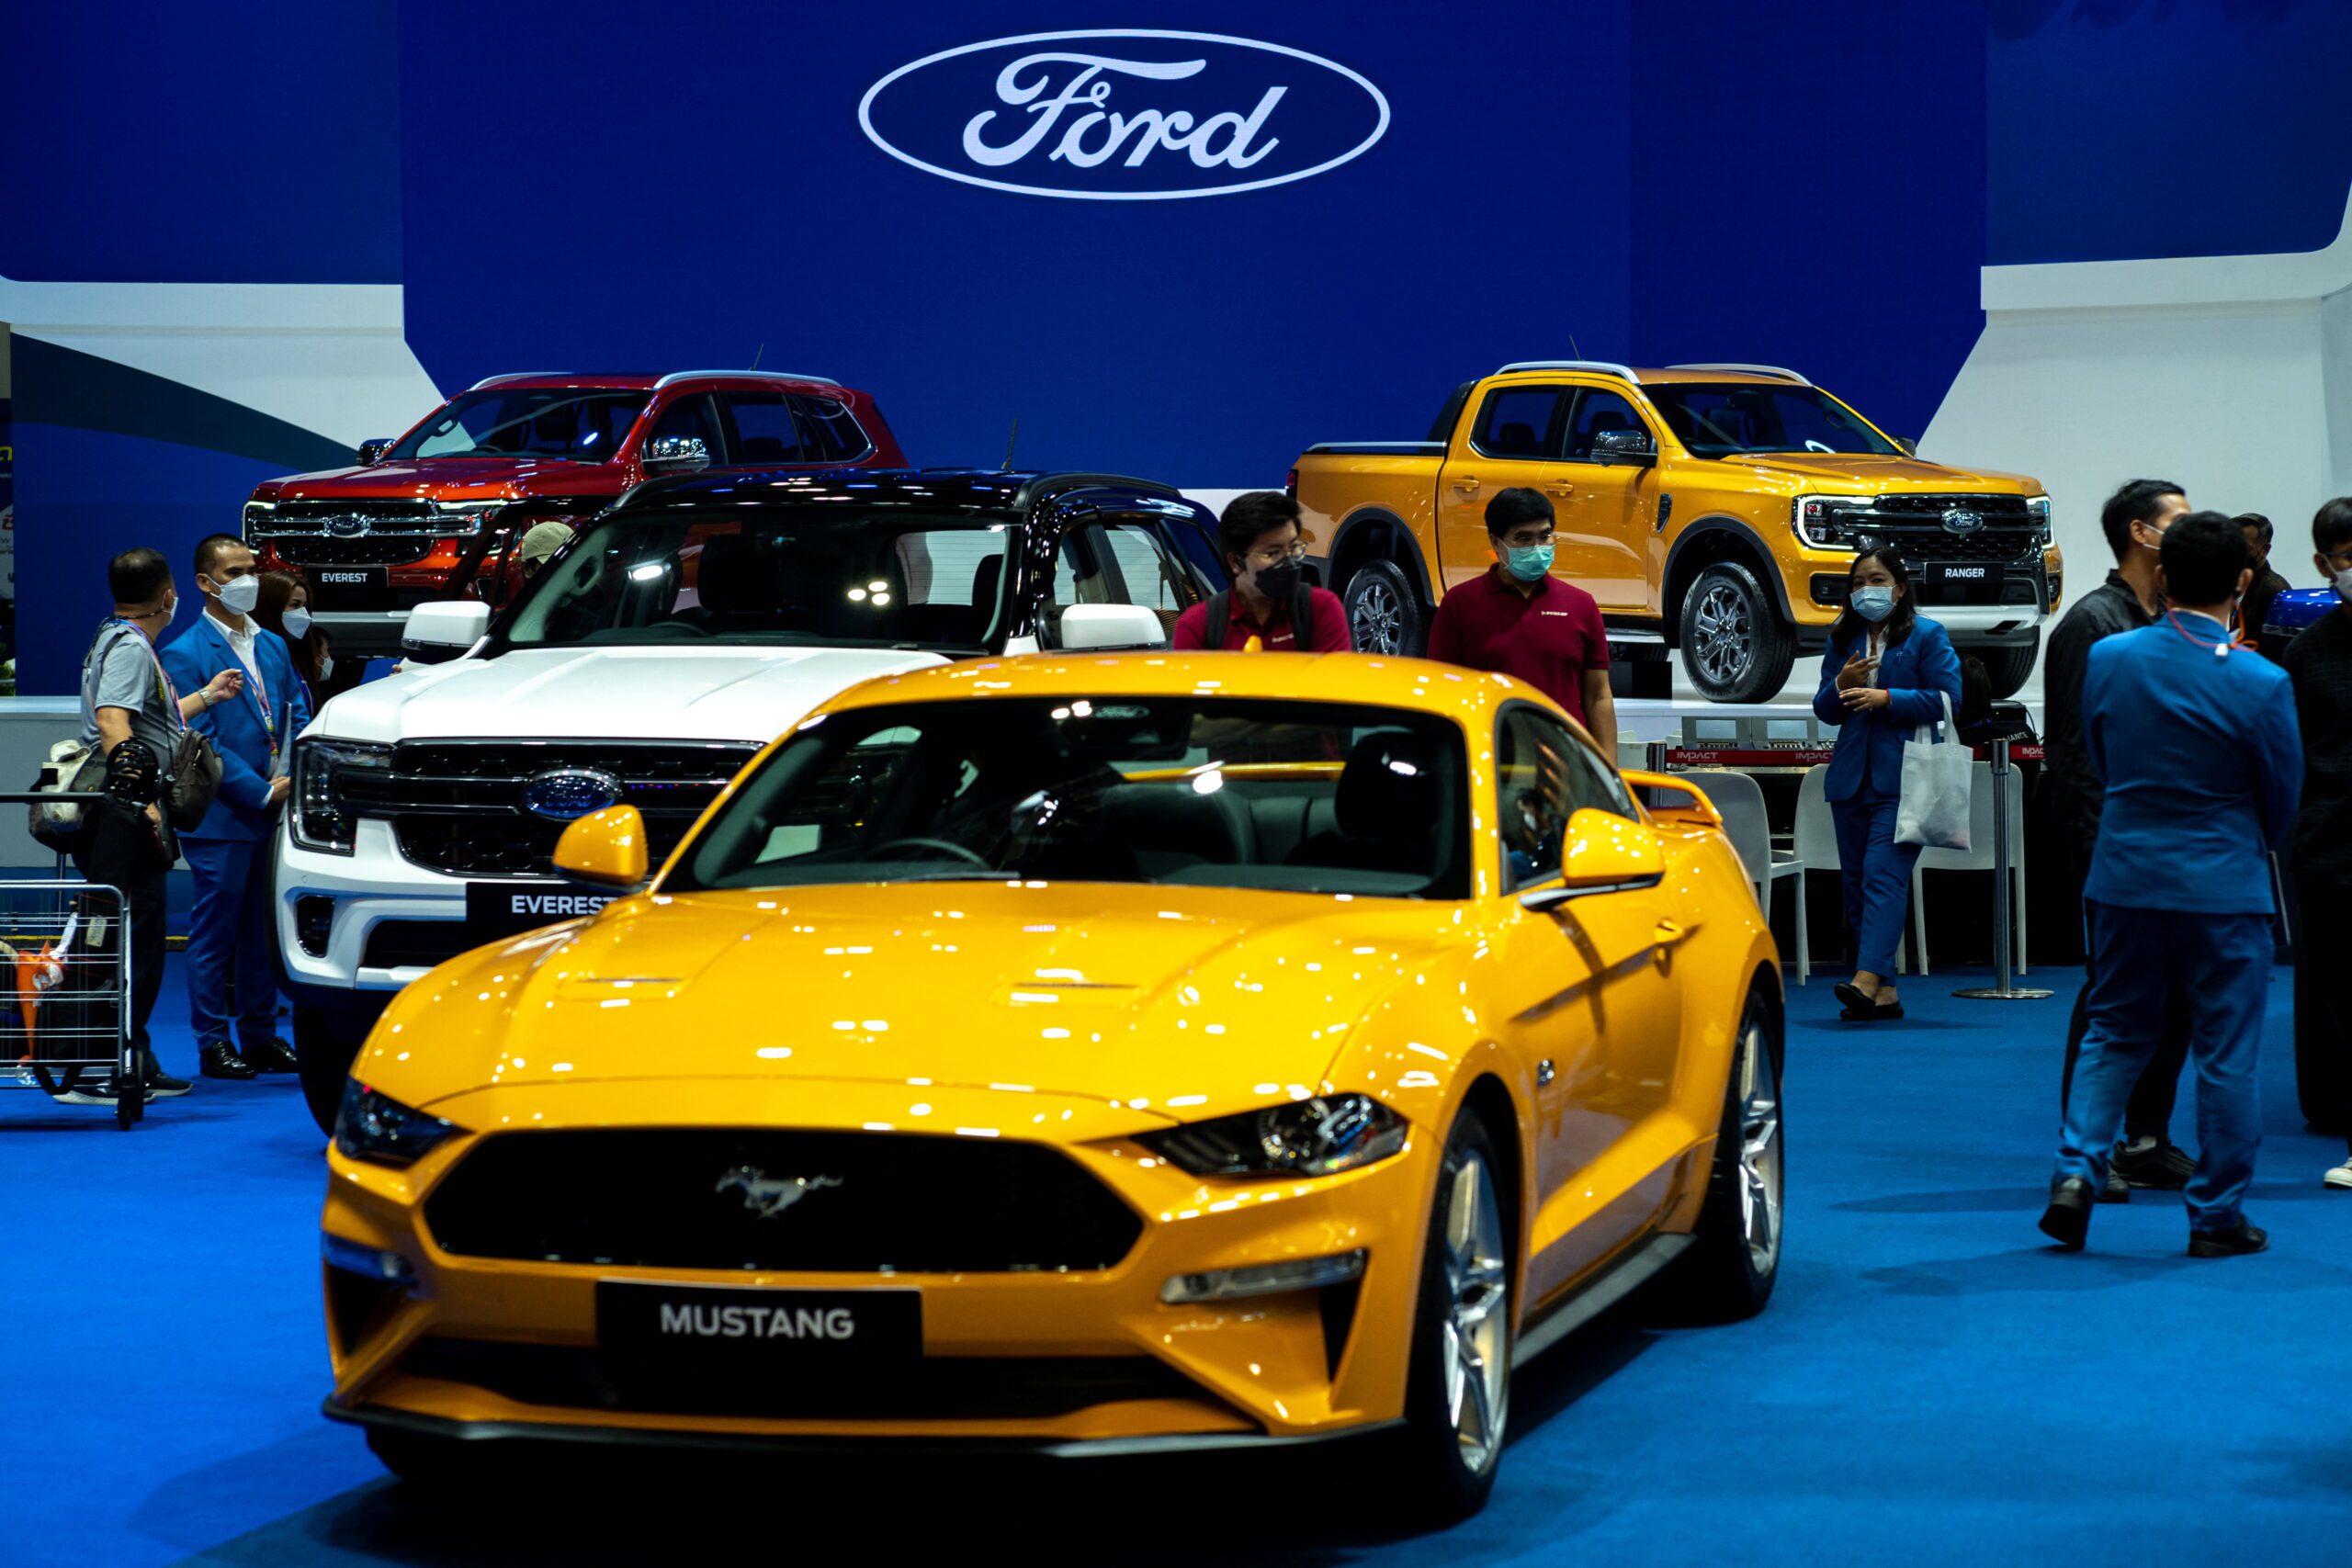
[2165,610,2233,660]
[103,619,188,733]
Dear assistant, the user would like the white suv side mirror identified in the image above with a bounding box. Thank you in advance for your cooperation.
[401,600,492,663]
[1058,603,1167,651]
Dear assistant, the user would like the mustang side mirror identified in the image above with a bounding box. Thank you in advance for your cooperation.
[1589,429,1657,467]
[553,805,649,890]
[400,600,491,663]
[1521,807,1666,911]
[356,439,392,465]
[1058,603,1168,651]
[642,434,711,473]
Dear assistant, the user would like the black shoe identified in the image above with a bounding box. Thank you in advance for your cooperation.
[241,1036,299,1075]
[137,1049,191,1099]
[199,1043,259,1080]
[1840,999,1905,1022]
[1834,981,1874,1013]
[2039,1176,2097,1250]
[2188,1222,2268,1258]
[2098,1167,2131,1204]
[2112,1135,2196,1191]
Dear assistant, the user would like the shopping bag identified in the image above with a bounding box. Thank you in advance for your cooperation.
[1894,692,1971,851]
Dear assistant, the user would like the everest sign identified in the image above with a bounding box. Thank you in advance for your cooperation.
[859,30,1389,200]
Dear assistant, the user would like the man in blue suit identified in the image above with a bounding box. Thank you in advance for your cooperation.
[2041,513,2301,1256]
[162,536,312,1080]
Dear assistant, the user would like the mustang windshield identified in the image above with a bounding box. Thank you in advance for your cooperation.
[1644,383,1898,458]
[668,697,1471,899]
[500,508,1012,651]
[388,388,650,462]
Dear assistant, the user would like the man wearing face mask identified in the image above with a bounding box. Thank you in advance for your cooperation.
[1171,492,1351,653]
[2284,497,2352,1186]
[1426,489,1615,752]
[2041,512,2300,1256]
[161,536,312,1080]
[2043,479,2199,1199]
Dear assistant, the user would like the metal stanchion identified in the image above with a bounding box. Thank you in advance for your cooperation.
[1953,735,2052,1000]
[1645,739,1668,773]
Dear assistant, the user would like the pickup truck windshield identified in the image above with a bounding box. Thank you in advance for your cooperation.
[388,388,649,462]
[500,507,1011,651]
[1643,384,1897,459]
[665,696,1471,899]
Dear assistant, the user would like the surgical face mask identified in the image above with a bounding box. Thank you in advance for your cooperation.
[1503,542,1555,581]
[282,606,313,639]
[1252,559,1302,600]
[1850,585,1897,623]
[212,572,261,616]
[2334,568,2352,604]
[317,654,335,682]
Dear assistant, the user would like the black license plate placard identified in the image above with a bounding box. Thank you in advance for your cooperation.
[596,1281,922,1379]
[1930,562,2004,604]
[310,565,389,606]
[465,881,617,940]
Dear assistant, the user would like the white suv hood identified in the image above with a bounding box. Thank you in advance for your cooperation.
[305,646,950,746]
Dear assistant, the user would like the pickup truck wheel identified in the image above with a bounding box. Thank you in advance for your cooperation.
[1343,561,1427,657]
[1975,634,2040,699]
[1679,560,1794,704]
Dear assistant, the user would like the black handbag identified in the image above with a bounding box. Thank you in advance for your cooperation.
[159,728,222,831]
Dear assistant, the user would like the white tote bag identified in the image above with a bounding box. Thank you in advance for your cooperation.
[1894,692,1971,851]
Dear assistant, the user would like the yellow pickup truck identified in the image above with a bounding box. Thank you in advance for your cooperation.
[1289,362,2061,703]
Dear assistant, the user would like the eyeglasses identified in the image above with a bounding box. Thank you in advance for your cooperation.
[1247,543,1309,567]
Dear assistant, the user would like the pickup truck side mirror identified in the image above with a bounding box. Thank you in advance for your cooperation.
[356,439,392,465]
[401,599,492,663]
[643,435,711,473]
[1057,603,1168,651]
[1893,435,1919,457]
[1590,429,1657,467]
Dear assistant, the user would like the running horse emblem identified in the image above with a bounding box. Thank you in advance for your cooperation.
[714,1166,844,1219]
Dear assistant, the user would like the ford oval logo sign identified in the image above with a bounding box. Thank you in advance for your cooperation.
[323,514,370,538]
[858,30,1389,201]
[522,767,624,822]
[1941,508,1986,536]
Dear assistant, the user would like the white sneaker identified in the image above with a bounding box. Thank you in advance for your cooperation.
[2324,1158,2352,1190]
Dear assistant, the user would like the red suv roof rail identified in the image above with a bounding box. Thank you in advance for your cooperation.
[652,368,841,389]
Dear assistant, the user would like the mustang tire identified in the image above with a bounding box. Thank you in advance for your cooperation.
[1662,988,1783,1320]
[1380,1104,1513,1522]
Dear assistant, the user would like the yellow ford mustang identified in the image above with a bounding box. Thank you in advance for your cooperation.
[321,653,1783,1517]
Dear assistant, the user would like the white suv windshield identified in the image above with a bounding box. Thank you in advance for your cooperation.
[501,508,1012,651]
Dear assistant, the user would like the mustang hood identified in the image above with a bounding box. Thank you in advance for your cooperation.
[1715,452,2041,492]
[305,645,947,746]
[385,883,1464,1122]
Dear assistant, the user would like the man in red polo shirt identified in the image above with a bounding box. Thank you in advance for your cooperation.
[1172,492,1351,653]
[1428,487,1616,751]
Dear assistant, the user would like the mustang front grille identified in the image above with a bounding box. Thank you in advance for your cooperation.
[423,1128,1144,1274]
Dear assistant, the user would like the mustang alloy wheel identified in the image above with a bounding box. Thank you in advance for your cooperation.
[1383,1105,1513,1521]
[1662,987,1783,1318]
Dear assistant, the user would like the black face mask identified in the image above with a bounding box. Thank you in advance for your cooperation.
[1253,560,1302,600]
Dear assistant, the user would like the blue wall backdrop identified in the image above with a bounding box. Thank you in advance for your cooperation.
[6,0,2346,693]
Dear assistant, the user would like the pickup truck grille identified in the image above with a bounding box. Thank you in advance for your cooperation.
[1861,494,2034,520]
[1879,528,2043,565]
[337,739,760,878]
[262,500,469,536]
[262,536,437,568]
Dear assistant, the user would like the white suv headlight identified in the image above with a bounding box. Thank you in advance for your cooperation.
[290,739,392,854]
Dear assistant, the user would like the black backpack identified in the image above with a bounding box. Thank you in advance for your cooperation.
[1202,585,1315,650]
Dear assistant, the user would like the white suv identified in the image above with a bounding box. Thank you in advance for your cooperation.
[280,468,1225,1129]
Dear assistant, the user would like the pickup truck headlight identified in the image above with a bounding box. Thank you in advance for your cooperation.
[435,499,505,536]
[290,739,392,855]
[1793,496,1866,550]
[1143,1094,1408,1178]
[334,1080,461,1168]
[2027,494,2052,544]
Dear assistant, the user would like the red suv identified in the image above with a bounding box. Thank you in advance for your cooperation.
[243,371,908,660]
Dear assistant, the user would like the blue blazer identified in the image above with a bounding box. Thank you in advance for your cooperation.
[1810,615,1964,802]
[161,614,313,842]
[2081,616,2300,914]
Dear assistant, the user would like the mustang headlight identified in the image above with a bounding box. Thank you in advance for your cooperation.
[1145,1094,1408,1178]
[334,1081,461,1168]
[290,739,392,854]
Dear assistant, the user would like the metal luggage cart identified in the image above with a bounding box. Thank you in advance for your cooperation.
[0,789,141,1129]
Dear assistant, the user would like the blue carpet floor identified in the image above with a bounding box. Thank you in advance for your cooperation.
[6,958,2351,1565]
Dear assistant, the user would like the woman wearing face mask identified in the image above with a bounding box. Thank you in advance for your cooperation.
[1811,547,1963,1021]
[254,571,331,710]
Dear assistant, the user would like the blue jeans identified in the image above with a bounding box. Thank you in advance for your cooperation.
[1831,789,1920,977]
[2056,900,2271,1231]
[183,836,280,1049]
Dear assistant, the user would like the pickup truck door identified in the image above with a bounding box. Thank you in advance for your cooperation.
[1554,387,1660,612]
[1438,384,1577,594]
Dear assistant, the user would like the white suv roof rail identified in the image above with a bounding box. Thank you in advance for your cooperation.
[1496,359,1642,383]
[652,368,842,389]
[1665,362,1811,385]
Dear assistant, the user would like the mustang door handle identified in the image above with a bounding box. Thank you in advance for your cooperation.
[1653,919,1688,948]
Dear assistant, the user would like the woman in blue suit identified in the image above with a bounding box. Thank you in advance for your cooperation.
[1812,548,1963,1021]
